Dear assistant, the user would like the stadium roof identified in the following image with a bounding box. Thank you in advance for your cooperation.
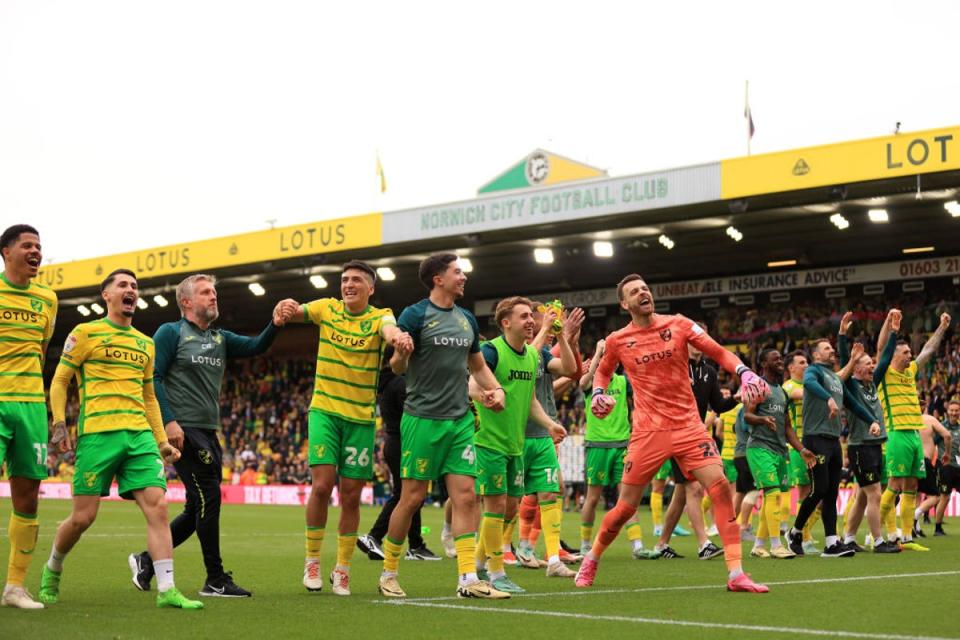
[45,125,960,339]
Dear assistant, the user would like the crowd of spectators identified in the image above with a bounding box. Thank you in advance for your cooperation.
[24,287,960,485]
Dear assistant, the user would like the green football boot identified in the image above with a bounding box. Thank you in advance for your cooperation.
[38,566,61,604]
[156,587,204,610]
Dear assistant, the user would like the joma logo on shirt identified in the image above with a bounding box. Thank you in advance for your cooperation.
[508,369,533,381]
[103,348,145,365]
[633,350,673,365]
[330,332,367,347]
[1,310,38,322]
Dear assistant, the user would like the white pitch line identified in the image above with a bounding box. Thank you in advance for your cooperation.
[382,601,958,640]
[386,570,960,603]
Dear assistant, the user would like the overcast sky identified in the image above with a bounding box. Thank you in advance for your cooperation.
[2,0,958,264]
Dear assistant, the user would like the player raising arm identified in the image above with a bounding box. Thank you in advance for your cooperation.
[576,274,771,593]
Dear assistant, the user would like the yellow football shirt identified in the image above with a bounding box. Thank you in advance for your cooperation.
[0,273,58,403]
[55,318,158,436]
[782,378,804,438]
[720,404,742,461]
[879,361,922,431]
[304,298,395,424]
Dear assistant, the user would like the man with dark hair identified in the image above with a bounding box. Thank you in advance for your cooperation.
[40,270,202,609]
[743,349,813,558]
[783,349,820,551]
[417,253,458,291]
[876,309,952,550]
[787,338,878,557]
[127,274,291,597]
[378,254,507,599]
[576,273,771,592]
[357,346,440,561]
[277,259,412,596]
[0,224,57,609]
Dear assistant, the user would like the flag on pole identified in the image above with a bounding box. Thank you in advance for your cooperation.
[376,151,387,193]
[744,81,755,154]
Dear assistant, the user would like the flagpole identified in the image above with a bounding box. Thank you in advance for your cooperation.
[745,80,751,156]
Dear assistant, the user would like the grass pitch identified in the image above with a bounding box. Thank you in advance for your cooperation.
[2,499,959,640]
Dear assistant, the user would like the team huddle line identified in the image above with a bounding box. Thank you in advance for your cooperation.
[0,225,954,610]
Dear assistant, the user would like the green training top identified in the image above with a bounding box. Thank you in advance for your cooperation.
[474,335,539,456]
[155,318,277,429]
[746,381,788,455]
[585,374,630,447]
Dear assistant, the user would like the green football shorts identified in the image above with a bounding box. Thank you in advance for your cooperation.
[524,437,561,494]
[308,409,375,479]
[722,458,738,483]
[476,445,524,497]
[653,459,672,481]
[789,448,811,486]
[885,429,925,479]
[400,412,476,481]
[73,430,166,499]
[585,446,625,487]
[746,446,789,491]
[0,402,49,480]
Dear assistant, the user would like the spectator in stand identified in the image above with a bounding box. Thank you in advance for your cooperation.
[239,462,258,486]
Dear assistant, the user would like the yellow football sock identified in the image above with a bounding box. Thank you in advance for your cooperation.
[780,490,792,525]
[455,534,477,576]
[763,490,781,542]
[480,513,504,573]
[625,521,642,543]
[880,488,899,537]
[841,490,855,533]
[382,536,404,574]
[701,495,712,526]
[502,515,517,550]
[757,503,769,539]
[540,500,562,561]
[7,511,39,586]
[651,491,664,527]
[580,521,594,544]
[901,492,917,540]
[305,526,324,560]
[336,532,356,568]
